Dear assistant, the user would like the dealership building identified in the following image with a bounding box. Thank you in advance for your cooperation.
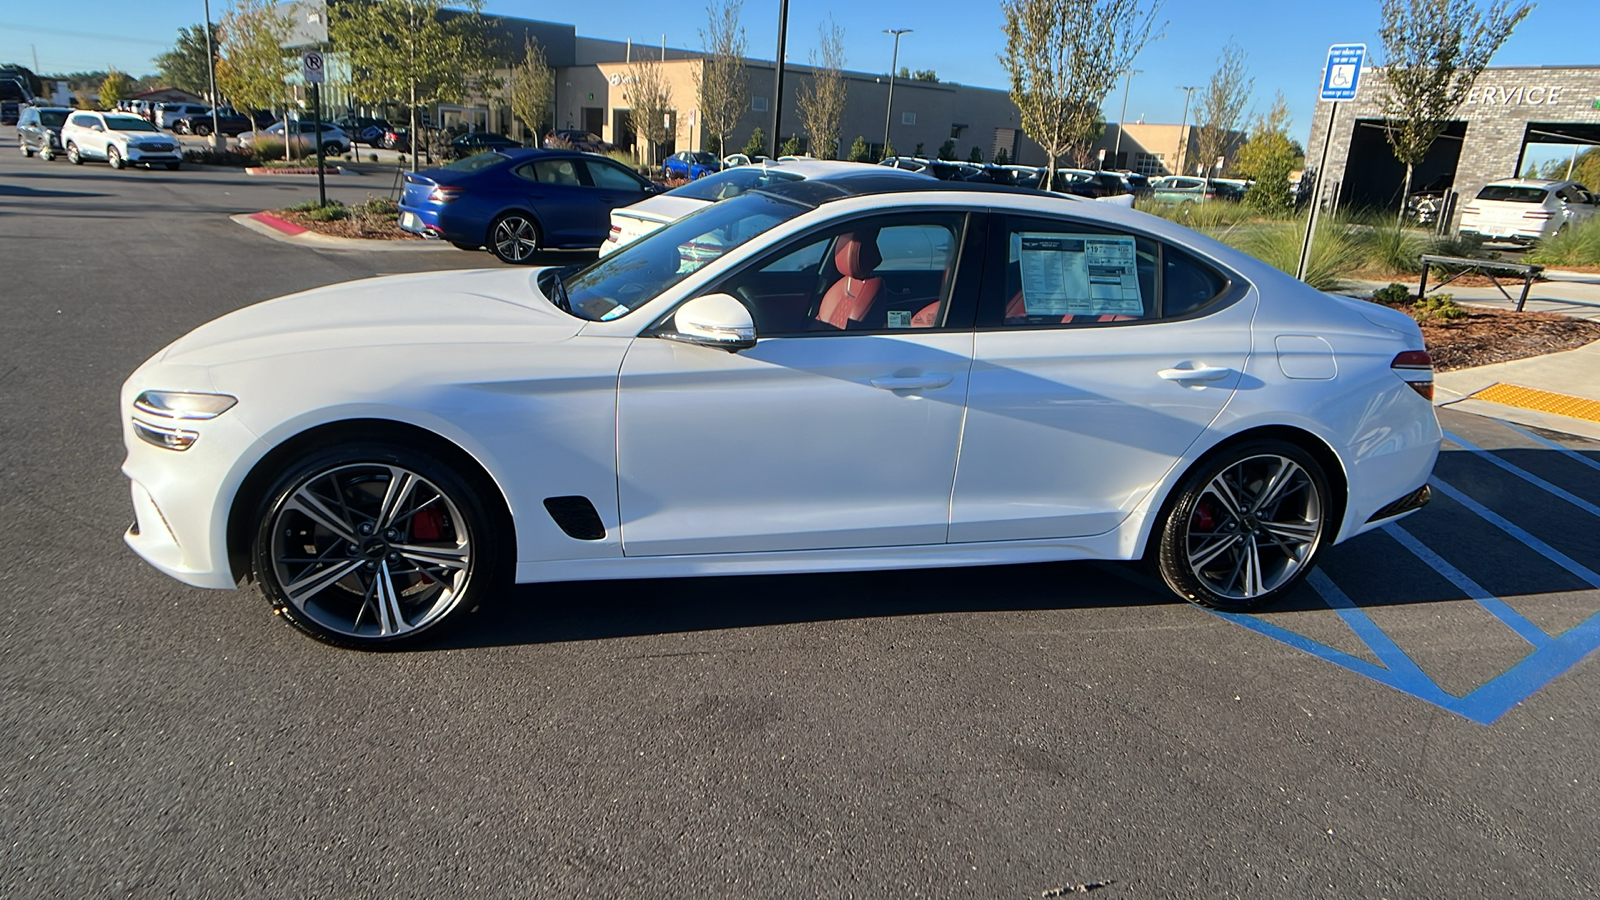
[1304,65,1600,225]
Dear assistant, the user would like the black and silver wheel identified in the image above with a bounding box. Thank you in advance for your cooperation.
[66,142,82,164]
[252,443,502,649]
[488,213,540,264]
[107,145,125,169]
[1157,441,1329,612]
[175,121,190,135]
[19,140,32,158]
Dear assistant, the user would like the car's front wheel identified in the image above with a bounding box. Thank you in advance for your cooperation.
[1156,440,1331,612]
[107,146,125,169]
[251,442,503,649]
[488,212,541,264]
[66,141,82,164]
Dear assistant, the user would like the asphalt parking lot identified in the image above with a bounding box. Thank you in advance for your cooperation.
[2,128,1598,898]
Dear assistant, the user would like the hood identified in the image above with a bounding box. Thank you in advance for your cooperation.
[160,268,583,367]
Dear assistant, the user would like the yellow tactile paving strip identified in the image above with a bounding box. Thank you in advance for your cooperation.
[1469,382,1600,423]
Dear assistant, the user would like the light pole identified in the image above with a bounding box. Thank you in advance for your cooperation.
[202,0,223,150]
[1175,85,1198,177]
[771,0,789,157]
[882,28,911,159]
[1111,68,1141,171]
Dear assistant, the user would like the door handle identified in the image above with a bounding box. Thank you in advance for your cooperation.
[1157,365,1232,383]
[871,373,954,391]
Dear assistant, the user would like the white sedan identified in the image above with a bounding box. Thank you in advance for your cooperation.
[121,177,1441,649]
[602,159,930,255]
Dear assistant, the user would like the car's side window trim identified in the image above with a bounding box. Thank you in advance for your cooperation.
[975,212,1244,330]
[647,209,987,340]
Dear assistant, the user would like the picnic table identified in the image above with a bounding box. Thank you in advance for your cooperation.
[1417,254,1545,312]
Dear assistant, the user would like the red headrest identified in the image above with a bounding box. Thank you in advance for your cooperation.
[833,232,882,280]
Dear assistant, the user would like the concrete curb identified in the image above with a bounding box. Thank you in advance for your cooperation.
[230,213,458,252]
[1435,337,1600,441]
[244,165,353,176]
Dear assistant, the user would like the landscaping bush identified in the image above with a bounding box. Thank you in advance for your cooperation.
[1410,293,1468,323]
[1234,219,1363,291]
[250,138,289,161]
[182,147,259,167]
[1347,213,1430,276]
[1528,216,1600,267]
[1371,282,1412,305]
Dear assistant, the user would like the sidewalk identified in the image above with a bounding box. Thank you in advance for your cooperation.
[1346,272,1600,322]
[1434,339,1600,441]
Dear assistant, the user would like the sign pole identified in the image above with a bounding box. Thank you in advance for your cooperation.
[1297,43,1366,283]
[1295,101,1337,282]
[313,81,327,207]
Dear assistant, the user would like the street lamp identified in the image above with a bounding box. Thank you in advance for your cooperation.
[202,0,223,150]
[882,28,911,158]
[1111,68,1141,171]
[1175,85,1198,177]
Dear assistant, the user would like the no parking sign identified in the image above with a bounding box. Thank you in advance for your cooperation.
[302,50,325,85]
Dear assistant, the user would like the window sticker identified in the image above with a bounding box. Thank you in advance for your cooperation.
[1014,232,1144,317]
[886,310,913,328]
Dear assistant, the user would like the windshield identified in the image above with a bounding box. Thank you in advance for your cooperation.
[559,192,808,321]
[441,151,510,173]
[39,110,68,127]
[1477,185,1548,203]
[106,117,159,132]
[668,167,804,202]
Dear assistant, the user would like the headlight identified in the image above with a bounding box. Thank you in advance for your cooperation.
[134,390,238,420]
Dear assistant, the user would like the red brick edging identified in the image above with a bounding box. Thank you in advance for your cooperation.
[248,212,307,235]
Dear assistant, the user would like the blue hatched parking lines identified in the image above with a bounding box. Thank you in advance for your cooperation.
[1210,417,1600,725]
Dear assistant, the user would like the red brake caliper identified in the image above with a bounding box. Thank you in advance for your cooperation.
[410,506,446,541]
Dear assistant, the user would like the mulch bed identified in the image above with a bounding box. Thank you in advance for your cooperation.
[1370,297,1600,371]
[273,210,421,241]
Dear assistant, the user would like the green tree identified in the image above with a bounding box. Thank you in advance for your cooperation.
[332,0,496,171]
[938,138,957,160]
[995,147,1010,165]
[779,133,802,156]
[97,69,133,108]
[155,24,220,97]
[969,145,985,163]
[1376,0,1531,221]
[624,54,674,166]
[507,36,553,141]
[846,134,871,162]
[696,0,750,157]
[1234,92,1297,214]
[1194,40,1253,175]
[794,17,847,160]
[742,125,767,158]
[1000,0,1164,187]
[216,0,292,119]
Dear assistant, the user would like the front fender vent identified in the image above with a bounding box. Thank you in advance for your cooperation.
[543,496,606,541]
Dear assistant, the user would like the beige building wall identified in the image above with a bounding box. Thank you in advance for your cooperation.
[1094,123,1247,176]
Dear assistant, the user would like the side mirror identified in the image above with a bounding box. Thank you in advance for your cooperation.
[665,293,757,352]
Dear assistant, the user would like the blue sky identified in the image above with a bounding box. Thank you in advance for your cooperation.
[2,0,1593,148]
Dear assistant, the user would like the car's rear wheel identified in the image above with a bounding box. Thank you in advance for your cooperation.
[488,213,540,264]
[19,140,32,157]
[1156,440,1330,612]
[251,442,503,649]
[322,142,343,157]
[66,142,82,164]
[175,121,190,135]
[107,146,125,169]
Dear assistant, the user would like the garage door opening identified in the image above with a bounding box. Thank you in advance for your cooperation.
[1339,118,1468,213]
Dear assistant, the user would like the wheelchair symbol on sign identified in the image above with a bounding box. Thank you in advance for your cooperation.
[1329,64,1356,89]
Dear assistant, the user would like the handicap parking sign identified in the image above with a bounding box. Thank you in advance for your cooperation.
[1320,44,1366,101]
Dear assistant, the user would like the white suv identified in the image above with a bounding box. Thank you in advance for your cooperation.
[155,103,210,130]
[60,111,183,170]
[1458,179,1598,244]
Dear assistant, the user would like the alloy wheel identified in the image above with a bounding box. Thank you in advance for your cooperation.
[491,215,539,264]
[1182,453,1323,602]
[266,462,474,642]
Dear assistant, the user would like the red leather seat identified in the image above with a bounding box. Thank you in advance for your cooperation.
[815,232,883,330]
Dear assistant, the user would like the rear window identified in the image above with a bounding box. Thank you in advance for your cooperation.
[441,151,509,173]
[1477,185,1548,203]
[39,110,68,127]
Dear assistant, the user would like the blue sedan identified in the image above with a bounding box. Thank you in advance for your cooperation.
[662,150,722,180]
[399,148,660,264]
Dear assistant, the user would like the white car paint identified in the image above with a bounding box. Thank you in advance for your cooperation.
[601,160,930,256]
[1458,179,1598,244]
[58,111,183,168]
[122,185,1440,642]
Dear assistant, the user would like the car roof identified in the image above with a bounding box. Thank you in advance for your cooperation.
[755,174,1056,208]
[751,159,927,180]
[1484,178,1576,189]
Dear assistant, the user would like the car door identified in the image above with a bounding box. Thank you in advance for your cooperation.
[511,157,590,247]
[948,214,1253,542]
[614,210,986,556]
[578,159,651,244]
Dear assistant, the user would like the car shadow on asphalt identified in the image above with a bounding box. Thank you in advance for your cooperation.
[433,560,1178,650]
[0,182,111,199]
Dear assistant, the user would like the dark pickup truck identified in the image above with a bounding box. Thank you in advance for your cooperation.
[173,108,253,137]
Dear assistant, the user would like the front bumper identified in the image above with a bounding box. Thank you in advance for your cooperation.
[126,144,183,164]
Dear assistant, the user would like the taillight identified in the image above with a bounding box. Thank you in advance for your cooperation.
[428,185,463,202]
[1392,349,1433,400]
[607,225,621,243]
[1522,210,1553,219]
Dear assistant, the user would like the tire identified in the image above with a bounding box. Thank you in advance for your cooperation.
[322,142,344,157]
[175,121,190,135]
[66,142,82,164]
[196,123,212,137]
[251,441,504,649]
[488,212,540,264]
[1155,440,1331,612]
[40,147,54,161]
[19,140,32,158]
[107,146,125,169]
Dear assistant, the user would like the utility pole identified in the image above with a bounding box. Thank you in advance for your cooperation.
[202,0,223,150]
[1175,85,1197,177]
[882,28,911,159]
[1111,68,1141,171]
[770,0,789,158]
